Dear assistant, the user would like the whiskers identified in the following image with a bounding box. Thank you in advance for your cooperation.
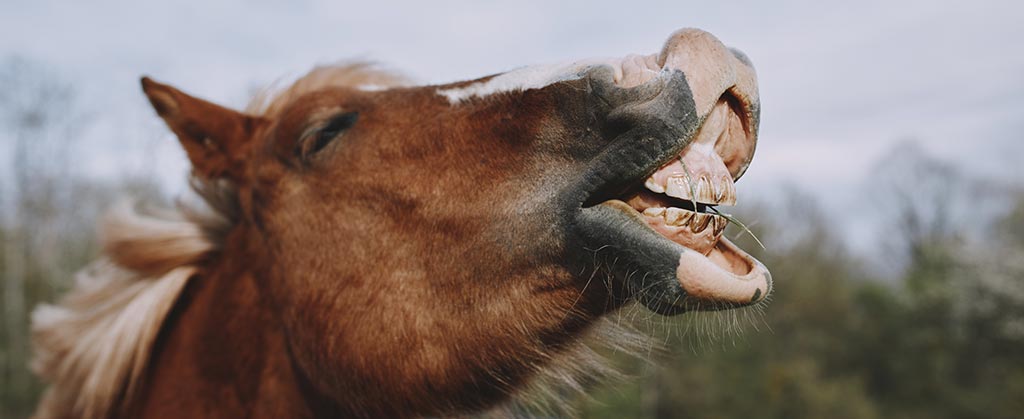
[497,247,772,417]
[620,293,772,354]
[584,244,771,349]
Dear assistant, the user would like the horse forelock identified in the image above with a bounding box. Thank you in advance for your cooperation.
[29,178,238,419]
[245,62,408,118]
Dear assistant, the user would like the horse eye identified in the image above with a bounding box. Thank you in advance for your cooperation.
[302,112,358,158]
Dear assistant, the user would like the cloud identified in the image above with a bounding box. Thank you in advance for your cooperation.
[1,0,1021,218]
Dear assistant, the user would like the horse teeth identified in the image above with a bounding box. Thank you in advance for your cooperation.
[665,208,684,225]
[717,176,737,206]
[698,175,713,203]
[644,177,665,194]
[665,176,690,200]
[679,210,694,226]
[713,216,727,236]
[690,213,712,233]
[643,207,666,217]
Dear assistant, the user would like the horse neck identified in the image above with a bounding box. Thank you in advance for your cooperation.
[130,225,338,418]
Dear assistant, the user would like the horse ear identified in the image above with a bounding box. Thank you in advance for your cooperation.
[140,77,263,180]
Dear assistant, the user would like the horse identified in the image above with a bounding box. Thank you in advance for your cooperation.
[30,28,770,418]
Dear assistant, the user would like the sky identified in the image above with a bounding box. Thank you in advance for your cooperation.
[1,0,1022,256]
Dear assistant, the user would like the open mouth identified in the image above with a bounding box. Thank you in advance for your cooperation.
[613,95,770,312]
[574,86,769,315]
[568,28,769,315]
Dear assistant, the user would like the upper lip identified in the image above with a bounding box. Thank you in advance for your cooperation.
[578,89,752,211]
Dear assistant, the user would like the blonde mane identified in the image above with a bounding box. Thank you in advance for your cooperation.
[30,179,236,419]
[29,64,406,419]
[246,62,408,118]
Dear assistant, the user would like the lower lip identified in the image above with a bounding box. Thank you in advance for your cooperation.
[675,238,771,305]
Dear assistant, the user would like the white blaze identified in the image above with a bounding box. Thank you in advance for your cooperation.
[436,58,624,104]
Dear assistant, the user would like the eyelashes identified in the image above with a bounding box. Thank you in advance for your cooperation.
[298,112,359,159]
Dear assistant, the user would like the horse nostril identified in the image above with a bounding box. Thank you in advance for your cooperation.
[715,92,756,180]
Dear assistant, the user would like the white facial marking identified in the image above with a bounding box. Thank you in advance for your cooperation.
[436,58,621,104]
[355,84,391,92]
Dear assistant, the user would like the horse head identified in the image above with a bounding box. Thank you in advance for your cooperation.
[35,28,770,418]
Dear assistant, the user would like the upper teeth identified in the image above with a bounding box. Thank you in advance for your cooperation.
[644,178,665,194]
[645,173,736,206]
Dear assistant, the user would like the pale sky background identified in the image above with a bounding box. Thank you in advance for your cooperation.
[1,0,1023,259]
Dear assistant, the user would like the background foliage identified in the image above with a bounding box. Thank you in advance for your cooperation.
[576,184,1024,419]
